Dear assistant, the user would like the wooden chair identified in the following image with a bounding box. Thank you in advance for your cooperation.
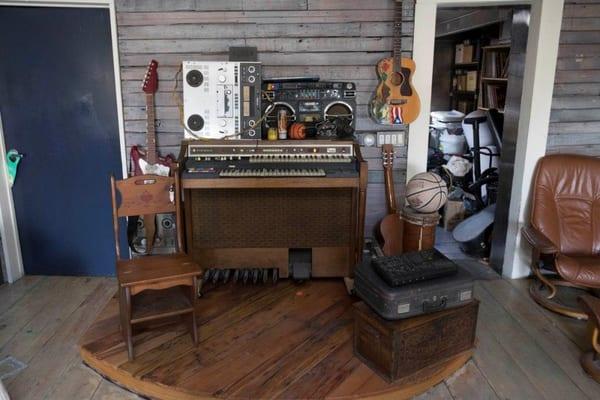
[110,171,202,360]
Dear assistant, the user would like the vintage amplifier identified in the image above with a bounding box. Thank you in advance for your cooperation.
[183,61,262,140]
[262,81,356,137]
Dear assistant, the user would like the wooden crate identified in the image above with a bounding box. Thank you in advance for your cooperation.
[353,299,479,383]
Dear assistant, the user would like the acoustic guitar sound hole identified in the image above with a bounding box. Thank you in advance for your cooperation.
[390,72,405,86]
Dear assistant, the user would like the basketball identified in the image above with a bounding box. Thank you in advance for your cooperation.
[405,172,448,213]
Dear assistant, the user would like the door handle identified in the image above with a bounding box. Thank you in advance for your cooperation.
[6,149,23,187]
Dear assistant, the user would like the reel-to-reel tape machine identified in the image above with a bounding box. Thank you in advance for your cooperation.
[183,61,262,139]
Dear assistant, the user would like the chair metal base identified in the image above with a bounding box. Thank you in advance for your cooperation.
[581,351,600,383]
[529,277,589,320]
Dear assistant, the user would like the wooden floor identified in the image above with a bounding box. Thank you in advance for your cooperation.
[0,274,599,399]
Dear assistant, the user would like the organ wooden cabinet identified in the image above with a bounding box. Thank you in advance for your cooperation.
[178,140,368,280]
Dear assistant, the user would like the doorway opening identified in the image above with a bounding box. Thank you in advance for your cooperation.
[425,6,530,277]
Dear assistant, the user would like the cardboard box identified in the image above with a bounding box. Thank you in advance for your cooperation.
[455,44,464,64]
[457,74,467,91]
[463,45,474,63]
[443,200,465,231]
[466,71,478,92]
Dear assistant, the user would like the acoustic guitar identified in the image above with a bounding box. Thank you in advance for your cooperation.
[379,144,403,256]
[128,60,175,254]
[369,0,420,125]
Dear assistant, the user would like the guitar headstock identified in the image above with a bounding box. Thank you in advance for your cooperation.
[142,60,159,94]
[382,144,395,169]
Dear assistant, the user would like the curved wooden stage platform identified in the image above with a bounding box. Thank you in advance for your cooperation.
[79,279,471,399]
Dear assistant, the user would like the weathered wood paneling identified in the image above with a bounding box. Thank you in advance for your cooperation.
[547,0,600,152]
[115,0,413,236]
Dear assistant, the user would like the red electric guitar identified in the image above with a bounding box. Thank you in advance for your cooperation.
[130,60,175,176]
[129,60,175,254]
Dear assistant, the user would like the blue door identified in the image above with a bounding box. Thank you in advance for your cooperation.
[0,7,123,275]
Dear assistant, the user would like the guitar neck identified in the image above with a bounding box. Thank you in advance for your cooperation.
[145,93,157,165]
[392,0,403,70]
[384,164,398,214]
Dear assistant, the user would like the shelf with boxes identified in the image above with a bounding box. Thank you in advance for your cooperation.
[450,41,480,114]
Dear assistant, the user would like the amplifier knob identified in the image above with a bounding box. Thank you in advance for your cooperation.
[220,119,227,127]
[248,129,256,137]
[248,65,256,73]
[248,76,256,83]
[218,75,226,83]
[249,120,256,127]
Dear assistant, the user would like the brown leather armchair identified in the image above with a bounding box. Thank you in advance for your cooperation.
[523,154,600,382]
[522,154,600,320]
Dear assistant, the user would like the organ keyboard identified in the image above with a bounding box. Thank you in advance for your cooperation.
[178,139,368,280]
[181,140,359,185]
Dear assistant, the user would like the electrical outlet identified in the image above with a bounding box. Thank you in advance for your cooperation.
[377,132,405,147]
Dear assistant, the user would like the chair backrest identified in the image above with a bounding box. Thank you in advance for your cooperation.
[110,172,183,259]
[531,154,600,256]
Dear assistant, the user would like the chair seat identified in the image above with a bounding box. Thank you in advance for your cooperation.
[117,253,202,287]
[556,254,600,289]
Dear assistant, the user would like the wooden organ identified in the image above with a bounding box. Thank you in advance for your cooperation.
[179,140,367,280]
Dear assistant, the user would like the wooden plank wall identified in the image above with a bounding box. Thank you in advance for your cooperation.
[115,0,414,237]
[547,0,600,155]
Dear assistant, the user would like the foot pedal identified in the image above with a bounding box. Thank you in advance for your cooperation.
[205,269,214,283]
[222,269,231,283]
[289,249,311,281]
[212,269,221,284]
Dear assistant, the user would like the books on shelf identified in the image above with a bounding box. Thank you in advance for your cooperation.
[484,50,510,78]
[483,84,506,110]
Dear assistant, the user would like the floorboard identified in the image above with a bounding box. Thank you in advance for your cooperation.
[445,361,499,400]
[0,274,597,400]
[485,279,600,398]
[0,276,43,316]
[5,278,115,399]
[475,283,589,400]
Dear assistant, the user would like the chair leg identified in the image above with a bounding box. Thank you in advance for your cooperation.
[530,250,557,299]
[191,278,199,346]
[123,286,134,360]
[528,250,589,320]
[579,297,600,383]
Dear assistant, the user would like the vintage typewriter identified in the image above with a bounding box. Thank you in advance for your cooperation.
[179,139,367,286]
